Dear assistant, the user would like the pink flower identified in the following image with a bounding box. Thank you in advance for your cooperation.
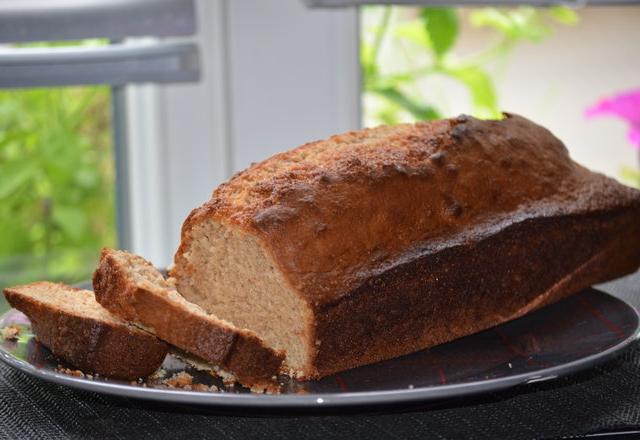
[586,89,640,150]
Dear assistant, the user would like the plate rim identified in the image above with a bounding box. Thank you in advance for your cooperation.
[1,289,638,408]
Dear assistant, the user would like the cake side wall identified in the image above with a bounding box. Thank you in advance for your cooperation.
[307,208,640,378]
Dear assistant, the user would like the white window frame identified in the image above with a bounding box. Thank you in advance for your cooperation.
[125,0,361,267]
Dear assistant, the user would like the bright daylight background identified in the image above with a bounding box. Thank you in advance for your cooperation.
[361,5,640,181]
[0,40,115,291]
[0,5,639,313]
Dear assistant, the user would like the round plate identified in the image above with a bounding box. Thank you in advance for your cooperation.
[0,288,637,408]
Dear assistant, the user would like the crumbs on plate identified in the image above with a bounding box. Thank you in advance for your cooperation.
[149,368,167,380]
[159,371,219,392]
[56,366,86,378]
[1,325,21,341]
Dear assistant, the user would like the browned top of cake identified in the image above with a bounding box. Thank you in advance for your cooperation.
[177,113,640,306]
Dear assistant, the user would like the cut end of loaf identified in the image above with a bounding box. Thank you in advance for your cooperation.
[96,248,215,327]
[96,247,286,388]
[172,219,316,378]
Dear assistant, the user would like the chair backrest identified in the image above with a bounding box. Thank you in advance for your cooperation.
[0,0,199,88]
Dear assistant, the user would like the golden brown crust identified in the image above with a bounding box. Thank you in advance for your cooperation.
[309,208,640,377]
[174,114,640,306]
[3,282,168,380]
[172,113,640,378]
[93,249,284,390]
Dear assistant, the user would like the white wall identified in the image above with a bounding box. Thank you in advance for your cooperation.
[457,7,640,178]
[366,6,639,179]
[226,0,360,171]
[125,0,230,267]
[125,0,360,266]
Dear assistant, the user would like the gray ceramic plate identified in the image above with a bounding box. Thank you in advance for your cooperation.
[0,288,638,408]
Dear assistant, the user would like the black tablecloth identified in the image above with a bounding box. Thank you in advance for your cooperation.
[1,272,639,440]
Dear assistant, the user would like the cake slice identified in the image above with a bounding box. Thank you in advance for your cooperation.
[3,282,168,380]
[92,248,285,392]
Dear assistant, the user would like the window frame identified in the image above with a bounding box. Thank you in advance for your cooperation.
[0,0,201,272]
[124,0,361,267]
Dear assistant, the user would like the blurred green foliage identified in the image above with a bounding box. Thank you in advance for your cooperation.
[362,6,579,125]
[0,40,115,316]
[0,86,116,293]
[621,167,640,189]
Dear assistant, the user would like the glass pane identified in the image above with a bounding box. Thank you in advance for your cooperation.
[360,6,640,187]
[0,85,116,313]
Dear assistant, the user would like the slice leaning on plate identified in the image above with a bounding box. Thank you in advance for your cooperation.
[92,248,285,392]
[3,282,168,380]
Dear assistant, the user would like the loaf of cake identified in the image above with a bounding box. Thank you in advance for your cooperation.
[171,113,640,379]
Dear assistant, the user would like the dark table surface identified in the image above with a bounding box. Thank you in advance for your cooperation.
[1,271,639,440]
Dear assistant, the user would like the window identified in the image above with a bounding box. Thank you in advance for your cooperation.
[2,0,638,314]
[360,5,640,185]
[0,0,199,314]
[0,40,117,315]
[0,81,116,289]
